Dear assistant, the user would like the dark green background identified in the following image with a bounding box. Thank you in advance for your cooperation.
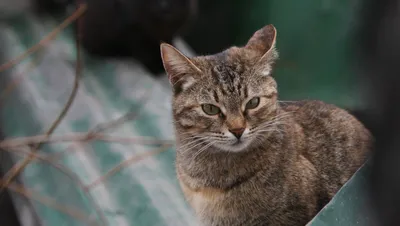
[184,0,363,109]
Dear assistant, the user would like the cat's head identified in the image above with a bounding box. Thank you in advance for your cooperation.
[161,25,279,153]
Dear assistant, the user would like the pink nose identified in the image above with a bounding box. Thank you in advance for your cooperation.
[229,128,245,139]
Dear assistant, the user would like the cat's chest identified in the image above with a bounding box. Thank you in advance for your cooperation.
[178,177,269,219]
[179,180,228,216]
[179,180,279,226]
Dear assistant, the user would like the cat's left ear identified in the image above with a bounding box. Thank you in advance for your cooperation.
[160,43,202,91]
[245,24,279,76]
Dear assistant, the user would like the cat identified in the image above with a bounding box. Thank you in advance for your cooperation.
[160,24,372,226]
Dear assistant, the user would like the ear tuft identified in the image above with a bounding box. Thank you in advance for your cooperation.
[160,43,202,91]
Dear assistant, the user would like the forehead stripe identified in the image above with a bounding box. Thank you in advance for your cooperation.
[213,90,220,103]
[244,85,249,98]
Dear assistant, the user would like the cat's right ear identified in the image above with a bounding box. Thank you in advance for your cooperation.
[245,24,279,76]
[160,43,202,91]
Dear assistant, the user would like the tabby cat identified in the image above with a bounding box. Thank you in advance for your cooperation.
[160,24,371,226]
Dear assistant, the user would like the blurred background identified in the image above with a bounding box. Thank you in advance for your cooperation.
[0,0,399,225]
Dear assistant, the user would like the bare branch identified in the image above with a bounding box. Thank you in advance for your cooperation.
[90,86,154,134]
[0,133,174,148]
[5,147,108,226]
[1,3,87,191]
[51,86,155,160]
[4,180,98,226]
[0,4,87,73]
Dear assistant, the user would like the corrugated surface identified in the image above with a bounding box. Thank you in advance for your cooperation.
[308,162,375,226]
[0,13,195,226]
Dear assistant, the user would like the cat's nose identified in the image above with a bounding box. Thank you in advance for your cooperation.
[229,128,245,139]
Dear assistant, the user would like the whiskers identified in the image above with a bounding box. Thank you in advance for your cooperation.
[177,132,228,160]
[178,136,210,153]
[278,100,298,103]
[249,111,293,141]
[190,140,218,162]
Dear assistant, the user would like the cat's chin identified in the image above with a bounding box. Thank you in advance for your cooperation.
[213,140,252,153]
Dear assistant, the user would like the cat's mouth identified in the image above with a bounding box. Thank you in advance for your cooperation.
[233,139,243,145]
[217,138,251,153]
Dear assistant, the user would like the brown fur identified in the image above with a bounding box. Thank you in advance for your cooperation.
[160,24,371,226]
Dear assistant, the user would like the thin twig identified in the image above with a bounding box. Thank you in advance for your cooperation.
[0,4,87,73]
[51,86,155,161]
[4,180,98,226]
[0,132,174,148]
[84,144,172,191]
[1,4,87,191]
[90,86,154,134]
[5,147,50,160]
[4,147,108,226]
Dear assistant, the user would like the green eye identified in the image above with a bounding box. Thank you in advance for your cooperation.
[246,97,260,109]
[202,104,221,115]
